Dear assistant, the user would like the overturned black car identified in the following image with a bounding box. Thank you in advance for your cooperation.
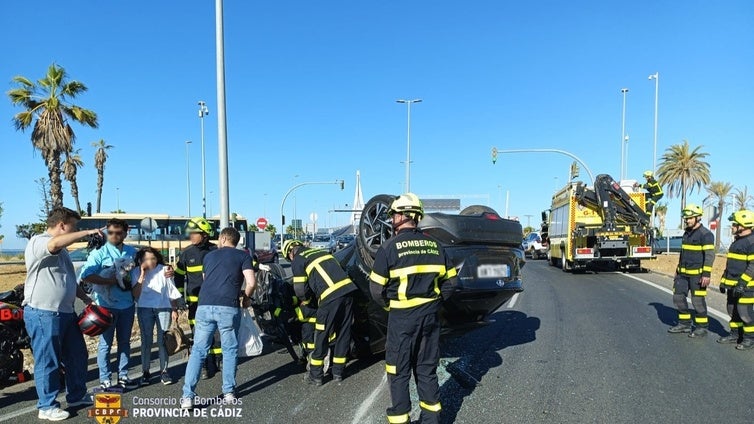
[336,194,525,355]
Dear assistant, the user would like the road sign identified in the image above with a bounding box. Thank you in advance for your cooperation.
[256,217,268,230]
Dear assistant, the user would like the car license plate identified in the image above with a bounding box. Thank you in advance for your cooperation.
[477,264,510,278]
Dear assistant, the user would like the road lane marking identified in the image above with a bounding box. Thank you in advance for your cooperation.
[621,273,729,321]
[506,293,520,309]
[350,373,387,424]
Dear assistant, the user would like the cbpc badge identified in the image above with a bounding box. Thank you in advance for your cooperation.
[88,393,129,424]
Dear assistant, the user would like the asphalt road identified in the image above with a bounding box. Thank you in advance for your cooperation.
[1,260,752,423]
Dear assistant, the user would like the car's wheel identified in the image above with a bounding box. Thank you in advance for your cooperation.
[272,254,279,264]
[357,194,395,268]
[459,205,499,216]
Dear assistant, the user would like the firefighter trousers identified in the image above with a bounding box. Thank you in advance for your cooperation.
[310,296,353,380]
[188,301,219,374]
[727,290,754,340]
[673,275,708,328]
[385,309,441,424]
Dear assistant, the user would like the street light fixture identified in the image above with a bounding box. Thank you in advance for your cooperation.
[396,99,422,193]
[280,180,345,235]
[620,88,629,181]
[648,73,659,172]
[185,140,192,217]
[198,100,209,218]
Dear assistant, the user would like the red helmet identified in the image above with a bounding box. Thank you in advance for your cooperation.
[78,304,114,337]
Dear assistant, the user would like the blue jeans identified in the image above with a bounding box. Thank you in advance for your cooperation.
[182,305,240,398]
[137,307,172,373]
[23,306,88,410]
[97,305,135,383]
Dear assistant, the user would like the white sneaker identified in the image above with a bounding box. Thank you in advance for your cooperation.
[180,397,193,409]
[68,393,94,407]
[223,392,237,404]
[38,407,70,421]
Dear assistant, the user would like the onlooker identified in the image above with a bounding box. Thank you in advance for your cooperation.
[181,227,256,409]
[131,247,181,386]
[79,218,139,391]
[23,207,98,421]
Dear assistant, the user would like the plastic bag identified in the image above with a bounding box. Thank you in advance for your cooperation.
[237,308,263,357]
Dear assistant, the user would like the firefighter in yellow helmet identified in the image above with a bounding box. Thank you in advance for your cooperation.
[174,217,220,378]
[668,204,715,337]
[717,210,754,349]
[369,193,458,424]
[636,170,664,213]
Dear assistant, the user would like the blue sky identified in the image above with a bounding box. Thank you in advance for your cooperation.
[1,1,753,249]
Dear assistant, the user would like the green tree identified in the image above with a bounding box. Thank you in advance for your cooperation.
[16,222,47,240]
[654,202,668,237]
[265,223,277,238]
[656,140,711,210]
[705,181,734,250]
[732,186,753,211]
[63,148,85,214]
[8,63,98,208]
[36,177,52,219]
[92,139,113,213]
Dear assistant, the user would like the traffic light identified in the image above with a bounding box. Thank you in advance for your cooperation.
[282,215,286,226]
[570,161,580,180]
[340,180,345,190]
[492,147,498,164]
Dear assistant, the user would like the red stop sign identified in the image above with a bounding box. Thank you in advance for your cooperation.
[256,217,268,230]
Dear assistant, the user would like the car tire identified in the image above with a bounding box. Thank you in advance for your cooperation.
[357,194,395,268]
[459,205,499,216]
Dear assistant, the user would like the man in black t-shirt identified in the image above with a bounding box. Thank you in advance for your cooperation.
[180,227,257,409]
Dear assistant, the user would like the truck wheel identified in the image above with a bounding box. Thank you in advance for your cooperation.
[561,257,572,272]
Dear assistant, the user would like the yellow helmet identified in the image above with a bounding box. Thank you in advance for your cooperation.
[681,204,703,218]
[282,239,303,258]
[643,170,654,178]
[186,217,214,236]
[389,193,424,221]
[728,210,754,228]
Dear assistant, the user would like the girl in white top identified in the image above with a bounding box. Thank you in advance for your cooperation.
[131,247,181,385]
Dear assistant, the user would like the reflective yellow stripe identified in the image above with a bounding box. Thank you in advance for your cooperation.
[177,286,184,293]
[385,364,397,374]
[320,278,352,300]
[329,332,337,342]
[721,278,738,286]
[446,267,458,278]
[295,307,305,322]
[730,322,743,328]
[186,295,199,303]
[743,274,753,282]
[186,265,203,273]
[210,347,222,355]
[739,297,754,304]
[305,343,315,349]
[419,401,442,412]
[701,244,715,250]
[678,313,692,320]
[310,358,324,366]
[315,323,325,331]
[274,307,282,317]
[695,317,709,324]
[188,319,196,325]
[332,357,347,364]
[293,276,307,283]
[389,297,438,309]
[369,271,389,286]
[305,255,331,276]
[389,265,448,302]
[681,244,704,251]
[702,266,712,272]
[727,252,749,261]
[693,290,707,297]
[307,317,316,323]
[744,326,754,333]
[387,414,409,424]
[678,268,703,275]
[292,296,299,306]
[174,268,186,275]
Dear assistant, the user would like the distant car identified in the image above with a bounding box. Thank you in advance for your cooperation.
[336,234,355,250]
[522,232,548,259]
[310,234,336,253]
[254,246,279,264]
[653,236,683,254]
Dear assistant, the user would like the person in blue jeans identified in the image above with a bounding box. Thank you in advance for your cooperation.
[23,207,99,421]
[180,227,256,408]
[80,218,176,391]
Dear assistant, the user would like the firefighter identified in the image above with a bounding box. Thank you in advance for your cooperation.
[283,239,356,385]
[668,204,715,337]
[717,210,754,349]
[369,193,458,424]
[637,170,664,213]
[294,298,318,360]
[174,217,219,378]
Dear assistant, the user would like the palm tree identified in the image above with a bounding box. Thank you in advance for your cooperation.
[655,202,668,235]
[7,63,98,208]
[62,148,85,214]
[705,181,733,250]
[92,139,113,213]
[732,186,753,211]
[656,140,711,210]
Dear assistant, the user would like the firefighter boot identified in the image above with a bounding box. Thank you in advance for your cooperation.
[717,331,742,344]
[735,338,754,350]
[667,324,692,334]
[688,327,708,338]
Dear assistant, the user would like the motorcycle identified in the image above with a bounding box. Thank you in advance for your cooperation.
[0,284,31,388]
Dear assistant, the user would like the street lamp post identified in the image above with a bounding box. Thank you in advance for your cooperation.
[620,88,629,181]
[185,140,192,217]
[209,191,214,217]
[198,100,209,218]
[648,73,659,172]
[280,180,344,237]
[116,187,120,212]
[215,0,230,229]
[396,99,422,193]
[491,147,596,183]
